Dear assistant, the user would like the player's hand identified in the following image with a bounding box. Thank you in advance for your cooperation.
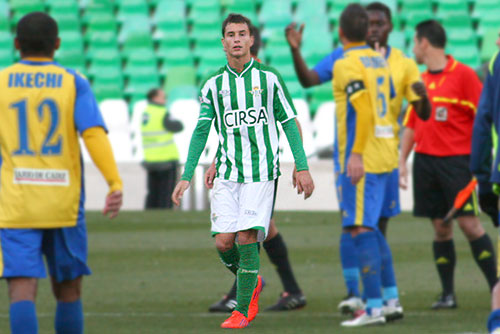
[172,180,190,206]
[103,190,123,219]
[285,22,304,50]
[292,165,297,188]
[399,161,408,190]
[204,162,216,189]
[347,153,364,185]
[295,170,314,199]
[374,41,386,59]
[411,82,427,98]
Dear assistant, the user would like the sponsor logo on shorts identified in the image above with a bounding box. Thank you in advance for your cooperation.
[14,168,69,186]
[244,209,258,217]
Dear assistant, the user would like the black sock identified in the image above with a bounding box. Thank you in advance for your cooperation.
[227,279,237,299]
[378,217,389,237]
[433,240,456,296]
[469,233,498,290]
[263,233,301,294]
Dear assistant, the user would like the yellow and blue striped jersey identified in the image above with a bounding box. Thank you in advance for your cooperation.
[0,58,106,228]
[333,43,395,174]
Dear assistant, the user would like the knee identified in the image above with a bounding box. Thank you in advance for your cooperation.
[433,223,452,241]
[7,278,37,303]
[215,238,235,253]
[52,278,82,302]
[458,217,485,240]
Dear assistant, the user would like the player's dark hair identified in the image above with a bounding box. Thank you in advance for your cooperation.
[221,13,253,37]
[146,88,161,102]
[340,4,369,42]
[250,24,260,56]
[366,2,392,23]
[416,19,446,49]
[16,12,58,56]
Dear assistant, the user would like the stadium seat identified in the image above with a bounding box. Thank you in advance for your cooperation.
[0,49,14,69]
[472,0,500,22]
[48,1,79,15]
[0,31,11,50]
[59,31,84,53]
[164,66,196,93]
[88,49,122,77]
[447,28,477,48]
[190,23,220,43]
[309,83,333,114]
[158,47,195,73]
[56,50,86,73]
[93,80,124,101]
[153,0,186,24]
[328,0,360,24]
[11,1,45,26]
[188,0,221,25]
[389,31,406,50]
[126,73,161,102]
[0,1,9,19]
[436,0,469,18]
[259,0,292,31]
[223,0,257,15]
[124,50,158,78]
[116,0,149,23]
[51,13,81,33]
[295,0,327,21]
[449,46,481,68]
[82,2,114,24]
[477,11,500,37]
[197,55,225,81]
[480,29,499,62]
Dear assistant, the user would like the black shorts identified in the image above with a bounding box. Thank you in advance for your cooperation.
[413,153,478,219]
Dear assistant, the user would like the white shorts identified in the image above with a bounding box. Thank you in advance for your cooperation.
[210,179,275,242]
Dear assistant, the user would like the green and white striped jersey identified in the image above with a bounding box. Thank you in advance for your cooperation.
[199,58,297,183]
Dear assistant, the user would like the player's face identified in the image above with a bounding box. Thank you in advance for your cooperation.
[222,23,254,59]
[366,10,392,48]
[413,35,425,64]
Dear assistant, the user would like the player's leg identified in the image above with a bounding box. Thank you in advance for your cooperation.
[51,277,84,334]
[1,229,46,334]
[457,215,497,290]
[43,224,91,334]
[264,178,306,311]
[487,270,500,333]
[7,278,39,334]
[164,163,178,209]
[145,170,156,209]
[377,168,401,238]
[340,173,386,327]
[264,219,306,311]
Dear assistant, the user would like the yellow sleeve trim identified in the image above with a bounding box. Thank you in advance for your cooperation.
[350,90,374,154]
[82,127,123,193]
[432,96,476,113]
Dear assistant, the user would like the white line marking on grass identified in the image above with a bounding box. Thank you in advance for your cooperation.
[0,311,456,319]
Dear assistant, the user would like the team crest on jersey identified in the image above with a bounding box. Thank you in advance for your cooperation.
[219,89,230,97]
[248,86,263,97]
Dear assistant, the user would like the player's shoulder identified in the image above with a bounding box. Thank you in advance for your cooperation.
[388,47,413,62]
[452,58,476,76]
[257,62,278,75]
[200,66,226,87]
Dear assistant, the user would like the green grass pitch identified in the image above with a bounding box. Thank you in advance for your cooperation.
[0,211,496,333]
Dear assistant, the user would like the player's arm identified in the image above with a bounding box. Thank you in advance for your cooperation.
[285,23,321,88]
[406,59,431,120]
[273,72,314,199]
[82,127,123,218]
[172,86,215,205]
[73,72,122,218]
[399,126,415,190]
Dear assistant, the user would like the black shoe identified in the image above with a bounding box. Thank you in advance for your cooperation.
[208,295,237,313]
[265,292,307,311]
[431,293,457,310]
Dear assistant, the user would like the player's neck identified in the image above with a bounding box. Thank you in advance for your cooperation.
[227,54,252,73]
[424,49,447,72]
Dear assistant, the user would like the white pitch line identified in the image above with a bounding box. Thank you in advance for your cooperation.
[0,311,456,319]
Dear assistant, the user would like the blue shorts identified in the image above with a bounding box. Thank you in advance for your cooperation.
[380,168,401,218]
[0,222,91,282]
[340,172,390,229]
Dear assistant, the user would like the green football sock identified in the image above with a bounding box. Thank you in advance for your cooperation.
[235,243,260,317]
[218,244,240,275]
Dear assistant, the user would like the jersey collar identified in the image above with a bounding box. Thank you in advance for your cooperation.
[19,57,56,65]
[384,45,392,60]
[226,58,254,77]
[425,55,457,75]
[343,42,369,53]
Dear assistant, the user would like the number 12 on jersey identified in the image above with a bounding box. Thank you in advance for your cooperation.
[11,98,62,156]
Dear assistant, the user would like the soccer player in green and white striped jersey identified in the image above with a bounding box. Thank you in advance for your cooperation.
[172,13,314,329]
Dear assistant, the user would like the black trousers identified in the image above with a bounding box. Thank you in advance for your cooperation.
[145,164,177,209]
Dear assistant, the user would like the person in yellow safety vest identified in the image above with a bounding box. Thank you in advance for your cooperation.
[142,88,183,209]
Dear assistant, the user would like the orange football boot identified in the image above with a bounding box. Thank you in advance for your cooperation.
[220,311,249,329]
[247,275,265,322]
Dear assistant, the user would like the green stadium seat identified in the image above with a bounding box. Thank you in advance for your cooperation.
[156,38,190,58]
[117,0,149,23]
[159,48,195,73]
[164,66,196,93]
[0,17,9,31]
[223,0,256,14]
[124,50,158,78]
[480,29,499,62]
[153,0,186,25]
[477,12,500,37]
[119,15,152,42]
[194,42,224,62]
[86,31,118,49]
[328,0,360,24]
[55,50,86,74]
[449,46,481,68]
[399,0,432,13]
[472,0,500,22]
[126,73,161,100]
[308,82,332,113]
[93,79,124,101]
[447,28,477,48]
[360,0,397,13]
[404,11,434,40]
[0,1,9,19]
[259,0,292,30]
[0,31,11,49]
[85,14,117,35]
[11,1,46,26]
[59,31,84,53]
[197,57,226,81]
[82,2,114,24]
[154,20,187,41]
[441,13,473,30]
[190,23,220,43]
[302,26,334,60]
[51,13,81,33]
[0,49,14,67]
[188,1,221,24]
[388,31,406,50]
[287,81,305,99]
[48,1,79,16]
[295,0,327,21]
[88,49,122,77]
[436,0,469,19]
[271,63,296,83]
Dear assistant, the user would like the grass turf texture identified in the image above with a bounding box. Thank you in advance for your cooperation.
[0,211,495,334]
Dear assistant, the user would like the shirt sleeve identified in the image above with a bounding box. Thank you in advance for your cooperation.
[402,105,416,129]
[404,58,421,103]
[72,71,107,134]
[272,71,297,123]
[313,47,343,84]
[198,79,216,121]
[470,70,493,184]
[461,66,483,114]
